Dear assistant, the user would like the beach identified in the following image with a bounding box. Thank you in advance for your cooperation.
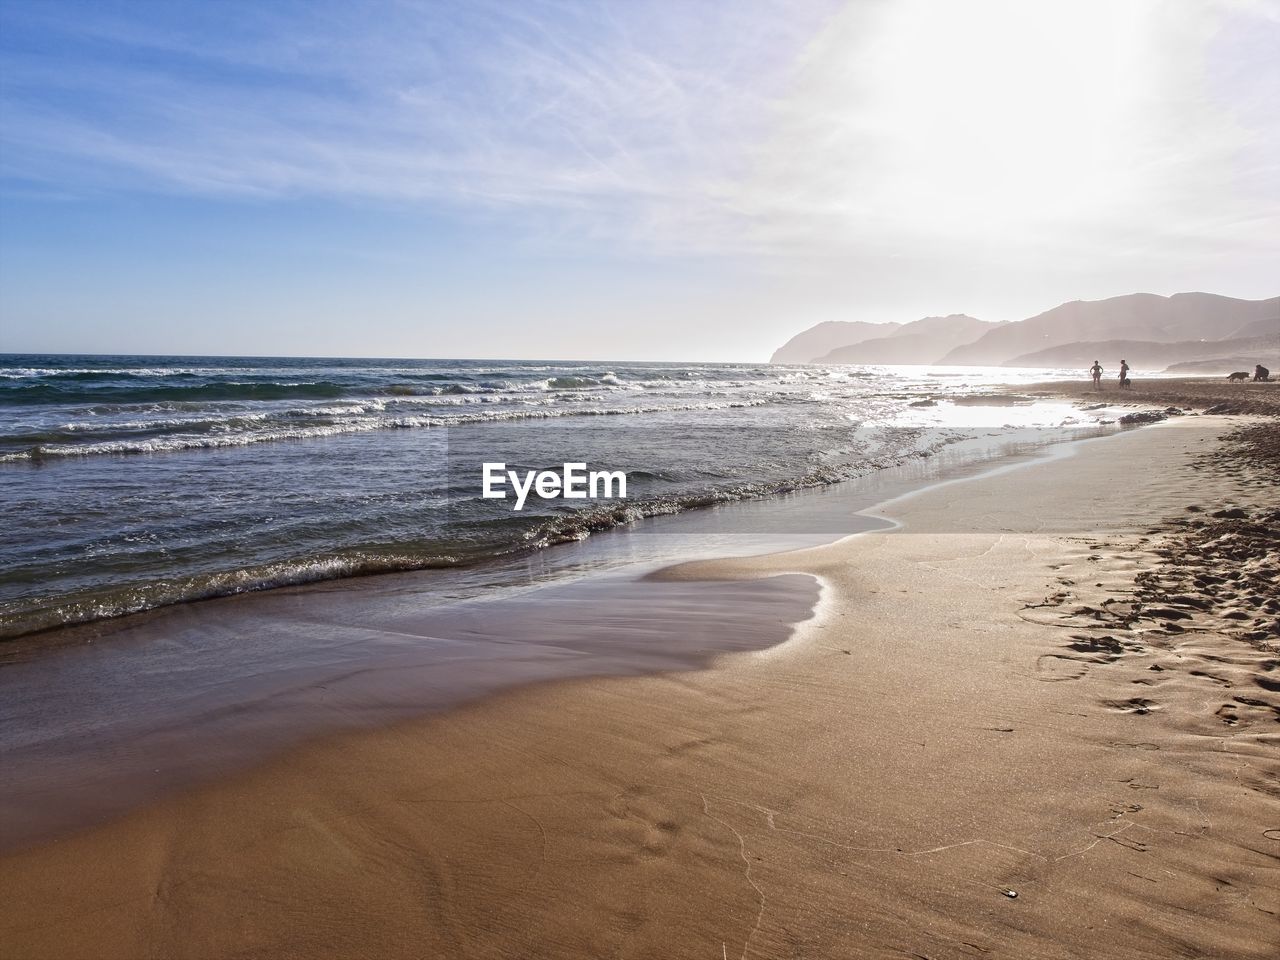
[5,0,1278,953]
[2,382,1276,959]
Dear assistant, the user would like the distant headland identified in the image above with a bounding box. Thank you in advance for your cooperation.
[771,292,1279,372]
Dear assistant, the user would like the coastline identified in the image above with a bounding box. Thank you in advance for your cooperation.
[2,356,1092,643]
[10,367,1252,644]
[3,405,1276,958]
[4,4,1277,954]
[0,404,1119,849]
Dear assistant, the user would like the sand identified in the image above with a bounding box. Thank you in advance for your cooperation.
[0,574,819,849]
[1,412,1277,959]
[1021,374,1280,417]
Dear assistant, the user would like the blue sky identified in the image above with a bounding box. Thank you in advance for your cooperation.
[1,0,1277,360]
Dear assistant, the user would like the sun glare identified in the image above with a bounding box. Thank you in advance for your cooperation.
[871,2,1147,215]
[746,0,1216,247]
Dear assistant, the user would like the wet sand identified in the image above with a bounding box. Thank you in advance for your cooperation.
[0,424,1098,851]
[0,574,820,850]
[1022,373,1280,417]
[2,413,1277,958]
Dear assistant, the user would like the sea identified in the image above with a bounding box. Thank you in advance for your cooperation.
[1,354,1113,639]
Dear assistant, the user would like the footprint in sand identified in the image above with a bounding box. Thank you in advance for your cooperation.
[1068,634,1123,653]
[1104,697,1158,715]
[1232,695,1280,720]
[1035,654,1091,681]
[1189,670,1233,687]
[1064,634,1131,662]
[605,788,683,860]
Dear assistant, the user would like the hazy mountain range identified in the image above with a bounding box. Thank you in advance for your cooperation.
[771,292,1279,372]
[814,314,1002,365]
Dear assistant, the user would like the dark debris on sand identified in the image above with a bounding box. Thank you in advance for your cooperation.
[1118,407,1184,426]
[1019,377,1280,418]
[1139,421,1280,651]
[1141,508,1280,649]
[1027,417,1279,727]
[1217,419,1280,469]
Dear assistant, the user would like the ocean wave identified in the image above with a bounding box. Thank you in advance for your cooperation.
[0,366,232,379]
[0,380,353,405]
[0,420,384,460]
[0,551,464,640]
[0,433,964,640]
[2,413,275,447]
[0,398,776,460]
[544,375,608,390]
[382,381,526,397]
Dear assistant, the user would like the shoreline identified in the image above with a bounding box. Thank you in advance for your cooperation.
[0,402,1120,852]
[3,407,1277,957]
[10,370,1254,645]
[0,372,1122,643]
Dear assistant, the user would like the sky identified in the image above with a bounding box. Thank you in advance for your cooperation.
[0,0,1277,362]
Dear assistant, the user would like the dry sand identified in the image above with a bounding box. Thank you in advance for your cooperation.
[1,413,1277,959]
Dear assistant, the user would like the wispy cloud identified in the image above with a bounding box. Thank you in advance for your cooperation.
[0,2,828,230]
[1,0,1276,264]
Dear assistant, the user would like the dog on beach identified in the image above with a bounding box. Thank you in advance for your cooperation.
[1227,371,1250,382]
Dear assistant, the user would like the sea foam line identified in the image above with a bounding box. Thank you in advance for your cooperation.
[0,399,774,461]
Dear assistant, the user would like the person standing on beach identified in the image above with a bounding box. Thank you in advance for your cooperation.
[1118,359,1130,389]
[1090,360,1103,389]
